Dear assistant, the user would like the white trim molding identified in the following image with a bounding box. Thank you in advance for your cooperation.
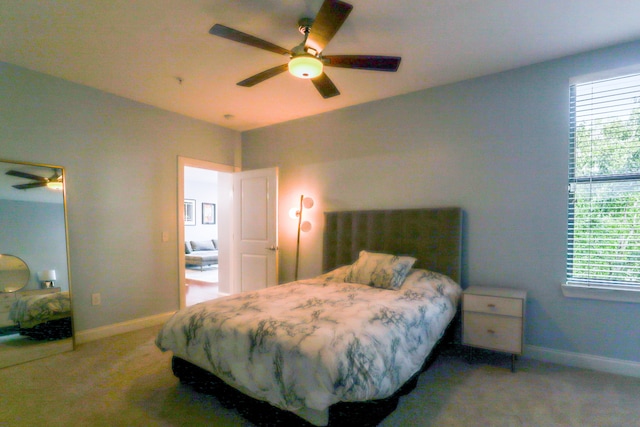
[74,312,175,345]
[525,345,640,378]
[561,282,640,303]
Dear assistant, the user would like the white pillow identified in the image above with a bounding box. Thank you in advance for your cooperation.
[344,250,416,290]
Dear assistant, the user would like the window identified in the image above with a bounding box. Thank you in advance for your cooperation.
[566,68,640,298]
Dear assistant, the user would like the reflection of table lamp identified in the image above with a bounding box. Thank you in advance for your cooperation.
[39,270,56,288]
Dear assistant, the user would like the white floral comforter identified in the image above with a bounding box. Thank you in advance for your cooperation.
[156,267,461,424]
[10,291,71,328]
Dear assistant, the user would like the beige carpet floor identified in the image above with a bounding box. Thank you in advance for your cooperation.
[2,325,640,427]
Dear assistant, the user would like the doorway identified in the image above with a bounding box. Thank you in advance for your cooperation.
[184,166,220,305]
[177,157,237,309]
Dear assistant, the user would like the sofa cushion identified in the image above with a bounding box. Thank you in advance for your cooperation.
[190,240,216,251]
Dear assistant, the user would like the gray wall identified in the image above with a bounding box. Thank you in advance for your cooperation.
[0,62,240,331]
[242,40,640,363]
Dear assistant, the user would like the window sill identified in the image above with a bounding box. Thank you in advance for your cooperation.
[562,283,640,303]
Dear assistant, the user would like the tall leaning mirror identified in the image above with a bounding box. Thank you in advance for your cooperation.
[0,159,73,368]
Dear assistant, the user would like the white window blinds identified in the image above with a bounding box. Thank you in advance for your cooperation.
[568,71,640,289]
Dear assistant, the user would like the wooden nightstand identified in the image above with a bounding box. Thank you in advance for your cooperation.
[462,286,527,372]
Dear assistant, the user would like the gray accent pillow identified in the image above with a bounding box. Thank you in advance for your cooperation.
[345,250,417,290]
[190,240,216,251]
[185,242,192,254]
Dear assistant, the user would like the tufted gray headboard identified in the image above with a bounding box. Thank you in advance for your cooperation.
[323,207,463,284]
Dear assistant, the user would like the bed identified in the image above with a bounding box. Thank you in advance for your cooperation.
[157,207,463,426]
[9,290,72,340]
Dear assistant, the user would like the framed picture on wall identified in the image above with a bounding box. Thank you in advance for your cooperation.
[202,202,216,225]
[184,199,196,226]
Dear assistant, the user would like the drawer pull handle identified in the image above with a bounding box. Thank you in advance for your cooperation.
[487,303,496,308]
[487,329,496,334]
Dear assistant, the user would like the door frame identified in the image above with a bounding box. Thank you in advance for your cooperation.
[177,156,238,309]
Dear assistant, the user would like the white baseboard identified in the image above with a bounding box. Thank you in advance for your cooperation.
[525,344,640,378]
[74,312,175,345]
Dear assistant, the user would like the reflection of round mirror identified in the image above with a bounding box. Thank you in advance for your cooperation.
[0,254,30,293]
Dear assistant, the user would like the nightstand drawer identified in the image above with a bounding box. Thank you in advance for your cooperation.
[0,299,14,311]
[0,293,15,311]
[18,287,59,297]
[463,312,523,354]
[464,294,523,317]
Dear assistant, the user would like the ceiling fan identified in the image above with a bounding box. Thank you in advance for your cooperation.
[6,169,63,190]
[209,0,401,99]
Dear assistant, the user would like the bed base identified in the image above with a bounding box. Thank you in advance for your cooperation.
[172,323,453,427]
[19,317,72,341]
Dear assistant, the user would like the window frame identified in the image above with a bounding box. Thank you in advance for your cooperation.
[563,65,640,303]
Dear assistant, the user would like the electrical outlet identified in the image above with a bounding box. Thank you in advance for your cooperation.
[92,293,101,306]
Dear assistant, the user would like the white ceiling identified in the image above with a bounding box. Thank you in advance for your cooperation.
[2,1,640,132]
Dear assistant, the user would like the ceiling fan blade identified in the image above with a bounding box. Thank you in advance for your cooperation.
[6,170,47,182]
[323,55,401,71]
[306,0,353,54]
[237,63,289,87]
[311,73,340,99]
[13,182,47,190]
[209,24,291,56]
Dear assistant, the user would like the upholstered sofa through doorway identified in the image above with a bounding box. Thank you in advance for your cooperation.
[185,239,218,270]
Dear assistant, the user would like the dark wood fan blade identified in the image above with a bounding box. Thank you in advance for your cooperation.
[237,64,289,87]
[306,0,353,54]
[13,182,47,190]
[209,24,291,56]
[6,170,47,182]
[311,73,340,98]
[323,55,401,71]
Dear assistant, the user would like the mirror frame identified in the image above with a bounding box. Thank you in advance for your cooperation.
[0,158,75,367]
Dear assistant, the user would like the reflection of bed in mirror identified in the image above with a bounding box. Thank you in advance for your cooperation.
[0,159,74,369]
[157,207,462,426]
[10,289,72,340]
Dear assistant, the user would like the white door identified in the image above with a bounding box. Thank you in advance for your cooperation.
[232,167,278,293]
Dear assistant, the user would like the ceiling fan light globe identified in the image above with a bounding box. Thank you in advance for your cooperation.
[46,181,63,190]
[288,55,323,79]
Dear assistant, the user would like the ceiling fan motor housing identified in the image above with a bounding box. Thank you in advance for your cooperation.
[298,18,314,36]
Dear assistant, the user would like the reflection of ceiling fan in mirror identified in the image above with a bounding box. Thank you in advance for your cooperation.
[209,0,402,98]
[6,168,63,190]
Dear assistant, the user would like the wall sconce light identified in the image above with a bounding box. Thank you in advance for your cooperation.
[292,195,314,281]
[39,269,57,288]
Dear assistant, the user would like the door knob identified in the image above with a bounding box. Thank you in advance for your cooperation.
[266,246,278,251]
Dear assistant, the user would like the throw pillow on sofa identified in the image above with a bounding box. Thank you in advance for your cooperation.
[190,240,216,251]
